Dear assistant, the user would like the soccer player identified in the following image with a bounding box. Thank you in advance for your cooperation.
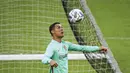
[42,22,107,73]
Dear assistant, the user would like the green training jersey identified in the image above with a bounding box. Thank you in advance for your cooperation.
[42,39,100,73]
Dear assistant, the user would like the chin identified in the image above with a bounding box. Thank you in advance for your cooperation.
[59,35,64,38]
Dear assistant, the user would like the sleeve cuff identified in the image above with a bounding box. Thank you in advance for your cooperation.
[48,59,52,63]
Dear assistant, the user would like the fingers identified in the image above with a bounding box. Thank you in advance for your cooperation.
[99,46,108,53]
[100,48,107,53]
[50,60,58,68]
[104,48,107,52]
[53,63,58,67]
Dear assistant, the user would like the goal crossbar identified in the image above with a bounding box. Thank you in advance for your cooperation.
[0,54,86,60]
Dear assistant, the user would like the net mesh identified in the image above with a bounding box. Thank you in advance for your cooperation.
[0,60,97,73]
[62,0,116,73]
[0,0,120,73]
[0,0,76,54]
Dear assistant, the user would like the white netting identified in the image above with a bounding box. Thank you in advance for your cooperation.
[0,0,94,73]
[0,54,98,73]
[0,0,76,54]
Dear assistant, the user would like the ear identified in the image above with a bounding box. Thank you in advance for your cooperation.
[51,30,54,34]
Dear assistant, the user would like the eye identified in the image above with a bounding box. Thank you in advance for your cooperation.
[57,26,63,29]
[55,25,63,29]
[57,26,60,29]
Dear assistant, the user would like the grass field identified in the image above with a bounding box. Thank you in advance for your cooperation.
[0,0,96,73]
[86,0,130,73]
[0,0,129,73]
[0,0,77,54]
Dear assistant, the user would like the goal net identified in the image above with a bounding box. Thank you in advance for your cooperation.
[0,0,121,73]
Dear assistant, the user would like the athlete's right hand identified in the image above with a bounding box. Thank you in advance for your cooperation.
[50,60,58,67]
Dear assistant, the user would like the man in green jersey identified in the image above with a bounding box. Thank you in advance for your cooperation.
[42,22,107,73]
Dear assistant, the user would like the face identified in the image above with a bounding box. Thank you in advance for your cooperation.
[52,24,64,38]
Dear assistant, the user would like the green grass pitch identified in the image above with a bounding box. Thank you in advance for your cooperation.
[87,0,130,73]
[0,0,130,73]
[0,0,76,54]
[0,0,95,73]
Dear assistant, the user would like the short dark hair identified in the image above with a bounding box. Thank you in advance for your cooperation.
[49,22,60,36]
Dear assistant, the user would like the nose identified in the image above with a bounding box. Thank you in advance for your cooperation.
[60,27,63,31]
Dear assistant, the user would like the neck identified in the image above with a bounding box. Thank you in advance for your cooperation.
[53,36,62,43]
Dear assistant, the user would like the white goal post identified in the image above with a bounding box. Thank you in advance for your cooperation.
[0,54,86,60]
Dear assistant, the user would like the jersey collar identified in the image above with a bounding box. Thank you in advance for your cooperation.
[51,39,63,44]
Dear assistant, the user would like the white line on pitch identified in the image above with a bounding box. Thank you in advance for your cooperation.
[105,37,130,40]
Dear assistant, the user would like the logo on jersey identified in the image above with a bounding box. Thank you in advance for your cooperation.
[63,45,67,50]
[59,53,68,59]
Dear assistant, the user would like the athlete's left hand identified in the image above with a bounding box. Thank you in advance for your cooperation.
[100,46,107,53]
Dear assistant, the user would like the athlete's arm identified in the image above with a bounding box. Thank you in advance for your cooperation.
[67,42,107,52]
[42,45,53,64]
[42,45,58,67]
